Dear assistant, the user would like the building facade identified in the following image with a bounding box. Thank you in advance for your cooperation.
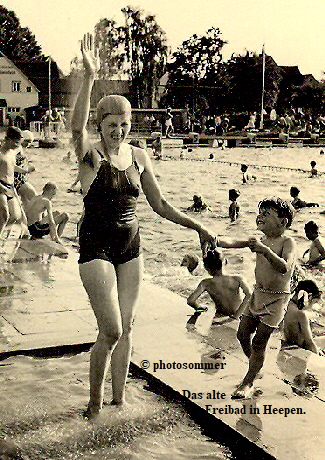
[0,53,39,126]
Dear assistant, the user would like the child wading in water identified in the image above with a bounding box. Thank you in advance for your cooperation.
[303,220,325,267]
[228,189,240,222]
[217,198,296,398]
[187,249,251,319]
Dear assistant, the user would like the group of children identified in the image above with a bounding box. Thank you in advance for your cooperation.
[0,126,69,245]
[184,190,324,399]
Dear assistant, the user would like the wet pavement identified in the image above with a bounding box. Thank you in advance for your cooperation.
[0,233,324,460]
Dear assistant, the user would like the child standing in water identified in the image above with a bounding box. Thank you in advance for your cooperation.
[228,189,240,222]
[290,186,319,210]
[303,221,325,266]
[187,249,251,319]
[310,161,318,177]
[240,164,256,183]
[217,198,296,398]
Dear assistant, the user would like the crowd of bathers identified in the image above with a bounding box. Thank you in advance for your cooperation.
[0,126,68,244]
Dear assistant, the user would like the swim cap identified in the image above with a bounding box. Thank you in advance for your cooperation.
[21,130,34,142]
[5,126,22,140]
[97,95,132,125]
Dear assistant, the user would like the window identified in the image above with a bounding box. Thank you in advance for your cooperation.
[12,81,21,92]
[26,86,31,92]
[7,107,20,113]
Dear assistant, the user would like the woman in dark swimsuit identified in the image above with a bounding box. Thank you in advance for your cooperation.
[71,34,216,419]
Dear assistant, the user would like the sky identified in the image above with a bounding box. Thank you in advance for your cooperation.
[2,0,325,79]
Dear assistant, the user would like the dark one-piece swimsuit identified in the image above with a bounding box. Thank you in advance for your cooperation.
[78,147,141,265]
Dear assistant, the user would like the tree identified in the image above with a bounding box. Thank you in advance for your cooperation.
[165,28,227,112]
[94,18,125,79]
[90,6,168,108]
[120,6,168,107]
[0,6,45,62]
[224,51,282,113]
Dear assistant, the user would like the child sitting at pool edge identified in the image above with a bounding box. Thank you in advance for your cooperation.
[217,197,296,399]
[186,249,251,319]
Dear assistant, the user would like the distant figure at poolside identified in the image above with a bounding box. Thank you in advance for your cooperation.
[302,221,325,266]
[218,198,296,398]
[290,186,319,209]
[187,194,210,212]
[25,182,69,242]
[241,164,256,184]
[310,160,318,177]
[187,249,251,319]
[0,126,27,238]
[14,130,37,209]
[165,107,174,137]
[229,189,240,222]
[282,280,322,355]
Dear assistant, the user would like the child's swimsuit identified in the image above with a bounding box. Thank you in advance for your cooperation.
[78,146,141,266]
[244,285,291,328]
[28,222,50,238]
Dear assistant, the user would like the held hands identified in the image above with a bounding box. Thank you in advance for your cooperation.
[81,33,99,77]
[248,237,265,254]
[198,228,216,257]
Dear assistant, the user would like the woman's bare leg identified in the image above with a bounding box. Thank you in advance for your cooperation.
[79,259,122,416]
[110,255,143,404]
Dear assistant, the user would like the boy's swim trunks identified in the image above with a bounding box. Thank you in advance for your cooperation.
[244,286,291,328]
[28,221,50,238]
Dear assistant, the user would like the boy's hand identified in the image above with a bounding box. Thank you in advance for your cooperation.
[248,237,265,253]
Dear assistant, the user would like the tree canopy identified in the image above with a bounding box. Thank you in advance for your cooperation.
[0,6,45,62]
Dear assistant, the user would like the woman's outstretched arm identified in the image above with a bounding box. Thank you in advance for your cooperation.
[138,148,216,254]
[71,33,98,160]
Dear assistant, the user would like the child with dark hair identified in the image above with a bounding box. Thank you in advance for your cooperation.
[283,280,322,354]
[187,194,209,212]
[241,164,256,183]
[186,249,251,318]
[290,186,319,210]
[229,189,240,222]
[217,197,297,398]
[310,160,317,177]
[303,220,325,266]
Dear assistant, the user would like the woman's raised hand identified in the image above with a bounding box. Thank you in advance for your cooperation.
[81,33,99,76]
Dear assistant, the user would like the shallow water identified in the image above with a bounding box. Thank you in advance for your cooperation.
[0,353,231,459]
[4,142,324,458]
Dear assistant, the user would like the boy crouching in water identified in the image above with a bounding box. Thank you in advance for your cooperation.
[217,198,296,398]
[187,249,251,319]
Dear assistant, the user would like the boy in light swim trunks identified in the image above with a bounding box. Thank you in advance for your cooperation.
[187,249,251,319]
[25,182,69,242]
[217,197,296,398]
[303,221,325,267]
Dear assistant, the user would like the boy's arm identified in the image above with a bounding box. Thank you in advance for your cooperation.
[248,236,296,274]
[298,312,318,354]
[44,200,60,243]
[217,237,250,248]
[187,280,208,311]
[232,276,252,319]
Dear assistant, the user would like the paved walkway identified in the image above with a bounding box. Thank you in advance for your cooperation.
[0,236,324,459]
